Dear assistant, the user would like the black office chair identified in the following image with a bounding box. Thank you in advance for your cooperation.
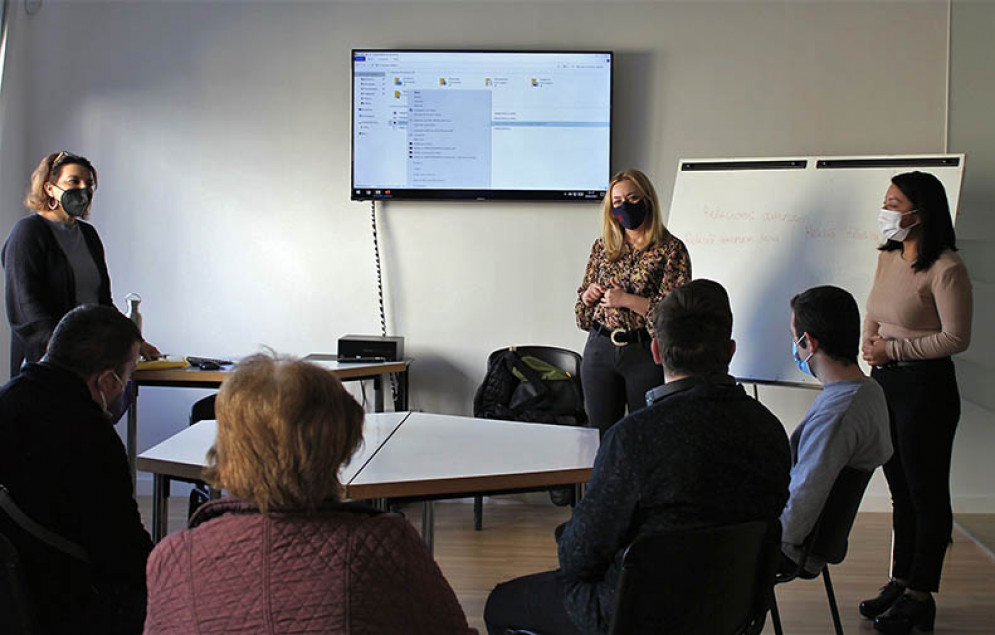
[190,393,217,426]
[186,394,217,518]
[1,484,95,635]
[770,466,874,635]
[0,532,38,635]
[506,519,778,635]
[612,520,779,635]
[473,345,586,530]
[152,393,218,523]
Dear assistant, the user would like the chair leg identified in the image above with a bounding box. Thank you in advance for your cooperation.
[770,590,784,635]
[474,495,483,531]
[823,568,844,635]
[188,487,209,520]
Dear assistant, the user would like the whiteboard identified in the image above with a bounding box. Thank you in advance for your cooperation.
[665,155,964,386]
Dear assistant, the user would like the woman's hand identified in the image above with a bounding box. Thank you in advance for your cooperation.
[582,283,606,307]
[140,340,162,361]
[599,281,652,315]
[599,282,630,309]
[861,335,890,367]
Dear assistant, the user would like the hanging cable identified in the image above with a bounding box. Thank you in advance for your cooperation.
[371,199,387,337]
[371,200,398,407]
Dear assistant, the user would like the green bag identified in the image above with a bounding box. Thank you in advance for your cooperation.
[510,355,572,382]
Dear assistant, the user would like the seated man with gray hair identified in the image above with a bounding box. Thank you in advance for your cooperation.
[0,304,152,635]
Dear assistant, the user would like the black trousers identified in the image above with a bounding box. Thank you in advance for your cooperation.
[872,358,959,592]
[580,330,663,435]
[484,570,582,635]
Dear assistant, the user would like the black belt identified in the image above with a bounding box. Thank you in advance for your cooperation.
[591,322,651,346]
[876,357,951,370]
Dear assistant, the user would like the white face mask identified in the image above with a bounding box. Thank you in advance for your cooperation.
[98,371,125,420]
[878,208,918,242]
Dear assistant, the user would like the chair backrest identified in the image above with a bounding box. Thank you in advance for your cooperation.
[0,532,40,634]
[806,467,873,565]
[189,393,217,426]
[490,345,584,399]
[489,346,582,380]
[476,346,587,426]
[610,519,780,635]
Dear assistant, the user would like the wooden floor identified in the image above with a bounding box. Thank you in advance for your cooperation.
[953,514,995,559]
[139,498,995,634]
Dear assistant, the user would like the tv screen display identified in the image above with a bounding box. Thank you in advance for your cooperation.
[352,50,612,201]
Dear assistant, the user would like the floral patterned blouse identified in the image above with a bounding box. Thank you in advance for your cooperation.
[575,231,692,333]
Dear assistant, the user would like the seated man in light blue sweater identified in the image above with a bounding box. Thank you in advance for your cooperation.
[782,285,892,574]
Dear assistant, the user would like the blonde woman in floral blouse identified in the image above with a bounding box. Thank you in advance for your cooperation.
[576,169,691,434]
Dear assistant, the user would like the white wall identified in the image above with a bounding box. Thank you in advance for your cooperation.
[0,0,31,371]
[4,0,989,509]
[949,0,995,512]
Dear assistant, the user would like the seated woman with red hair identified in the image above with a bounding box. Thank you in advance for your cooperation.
[143,353,476,634]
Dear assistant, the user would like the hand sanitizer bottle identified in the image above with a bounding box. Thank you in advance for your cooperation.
[125,293,143,333]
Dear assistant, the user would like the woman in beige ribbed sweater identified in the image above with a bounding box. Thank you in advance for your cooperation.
[858,171,972,635]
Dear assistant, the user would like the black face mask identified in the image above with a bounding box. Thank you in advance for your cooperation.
[52,185,91,218]
[612,200,648,230]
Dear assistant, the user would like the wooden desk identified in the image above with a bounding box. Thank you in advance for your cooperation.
[126,357,410,490]
[137,411,599,544]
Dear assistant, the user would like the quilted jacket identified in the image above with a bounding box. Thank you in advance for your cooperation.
[143,498,476,634]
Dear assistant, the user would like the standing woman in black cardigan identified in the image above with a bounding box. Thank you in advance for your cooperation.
[3,152,159,376]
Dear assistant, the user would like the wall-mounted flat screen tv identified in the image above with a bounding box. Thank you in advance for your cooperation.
[352,50,613,201]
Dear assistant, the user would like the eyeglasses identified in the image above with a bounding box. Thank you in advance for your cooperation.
[50,151,91,177]
[51,151,82,170]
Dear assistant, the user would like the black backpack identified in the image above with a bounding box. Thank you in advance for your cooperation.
[472,348,587,428]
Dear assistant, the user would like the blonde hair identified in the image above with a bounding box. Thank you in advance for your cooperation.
[203,353,365,513]
[600,168,668,261]
[23,152,98,218]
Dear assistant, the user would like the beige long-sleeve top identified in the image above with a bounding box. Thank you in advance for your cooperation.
[863,248,972,361]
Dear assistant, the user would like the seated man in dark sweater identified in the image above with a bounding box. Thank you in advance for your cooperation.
[0,305,152,635]
[484,279,791,635]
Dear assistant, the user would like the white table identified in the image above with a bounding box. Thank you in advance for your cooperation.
[137,412,410,541]
[127,356,410,491]
[137,411,599,546]
[347,412,598,498]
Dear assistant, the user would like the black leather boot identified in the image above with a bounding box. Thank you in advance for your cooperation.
[874,593,936,634]
[859,580,907,619]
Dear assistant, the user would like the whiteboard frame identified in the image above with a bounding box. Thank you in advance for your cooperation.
[668,153,965,388]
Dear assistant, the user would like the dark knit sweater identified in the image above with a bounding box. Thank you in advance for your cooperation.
[2,214,112,376]
[557,376,791,635]
[0,362,151,634]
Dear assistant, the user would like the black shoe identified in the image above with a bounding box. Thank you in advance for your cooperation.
[860,580,907,619]
[874,593,936,634]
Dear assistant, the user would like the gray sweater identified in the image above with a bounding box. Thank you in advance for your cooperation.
[780,377,892,571]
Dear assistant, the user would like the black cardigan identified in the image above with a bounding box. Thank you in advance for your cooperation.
[2,214,112,375]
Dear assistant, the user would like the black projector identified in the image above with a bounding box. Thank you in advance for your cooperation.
[337,335,404,362]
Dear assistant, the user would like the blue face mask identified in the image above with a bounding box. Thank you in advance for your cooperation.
[792,333,815,377]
